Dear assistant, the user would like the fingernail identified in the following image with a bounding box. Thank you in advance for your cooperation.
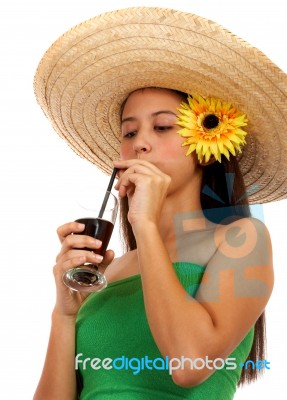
[92,254,103,262]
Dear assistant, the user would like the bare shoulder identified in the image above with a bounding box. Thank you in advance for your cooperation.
[195,217,274,357]
[199,216,274,304]
[214,217,272,260]
[215,216,270,236]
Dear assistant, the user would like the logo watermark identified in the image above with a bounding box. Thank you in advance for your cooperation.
[172,172,270,301]
[75,354,270,375]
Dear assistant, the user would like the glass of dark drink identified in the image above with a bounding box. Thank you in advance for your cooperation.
[62,191,118,293]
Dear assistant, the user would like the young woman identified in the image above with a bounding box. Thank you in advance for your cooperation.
[33,7,286,400]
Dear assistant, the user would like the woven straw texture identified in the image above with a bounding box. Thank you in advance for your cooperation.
[34,7,287,203]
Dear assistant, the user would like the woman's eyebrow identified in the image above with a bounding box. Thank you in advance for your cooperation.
[121,111,177,125]
[121,116,137,125]
[152,110,177,118]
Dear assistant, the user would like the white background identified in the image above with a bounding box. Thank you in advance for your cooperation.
[1,1,286,399]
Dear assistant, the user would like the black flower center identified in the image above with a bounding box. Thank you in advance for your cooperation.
[202,114,220,130]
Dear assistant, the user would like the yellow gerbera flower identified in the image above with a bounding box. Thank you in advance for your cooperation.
[176,94,248,163]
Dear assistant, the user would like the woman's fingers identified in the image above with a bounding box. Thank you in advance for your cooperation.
[55,222,115,279]
[57,248,104,266]
[52,222,116,317]
[113,159,171,228]
[56,221,103,261]
[114,159,167,198]
[57,221,86,243]
[114,159,163,174]
[101,249,115,268]
[114,159,165,184]
[58,248,114,270]
[56,238,102,262]
[53,255,87,280]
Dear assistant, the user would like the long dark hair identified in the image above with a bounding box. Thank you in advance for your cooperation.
[200,157,266,386]
[119,89,266,386]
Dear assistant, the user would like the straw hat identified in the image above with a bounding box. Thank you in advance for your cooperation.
[34,7,287,204]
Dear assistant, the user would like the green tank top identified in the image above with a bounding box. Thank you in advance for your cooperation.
[76,262,254,399]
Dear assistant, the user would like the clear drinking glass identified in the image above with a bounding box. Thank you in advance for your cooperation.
[62,191,118,293]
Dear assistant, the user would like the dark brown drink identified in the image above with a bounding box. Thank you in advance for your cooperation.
[75,218,114,256]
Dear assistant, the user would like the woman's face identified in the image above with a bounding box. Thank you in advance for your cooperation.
[120,88,202,195]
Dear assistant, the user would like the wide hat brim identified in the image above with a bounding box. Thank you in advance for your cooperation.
[34,7,287,204]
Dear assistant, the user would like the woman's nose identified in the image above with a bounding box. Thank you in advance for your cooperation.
[133,132,152,155]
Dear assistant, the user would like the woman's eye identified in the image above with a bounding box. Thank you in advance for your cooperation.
[155,126,172,132]
[123,131,137,138]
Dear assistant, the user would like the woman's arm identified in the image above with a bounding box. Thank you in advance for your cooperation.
[33,313,78,400]
[135,217,273,387]
[33,222,114,399]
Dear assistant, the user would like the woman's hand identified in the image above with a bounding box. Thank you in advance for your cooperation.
[113,159,171,229]
[53,222,115,318]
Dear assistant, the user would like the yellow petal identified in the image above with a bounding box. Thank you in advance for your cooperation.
[222,146,230,160]
[204,148,212,162]
[176,93,248,164]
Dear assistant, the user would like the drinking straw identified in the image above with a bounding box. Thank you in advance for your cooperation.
[98,167,118,218]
